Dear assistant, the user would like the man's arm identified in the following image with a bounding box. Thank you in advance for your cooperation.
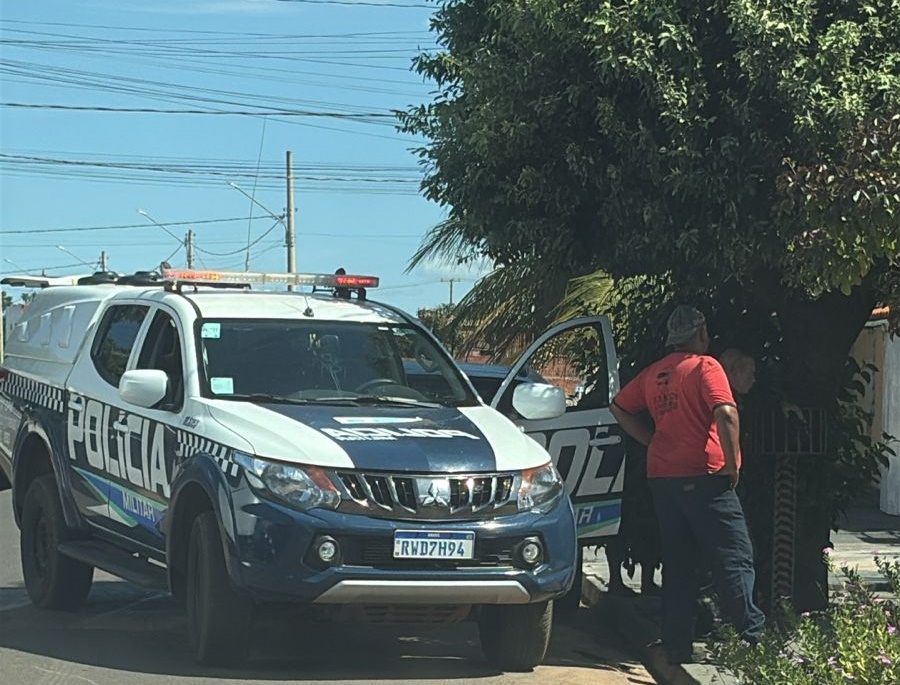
[610,402,654,447]
[713,403,741,487]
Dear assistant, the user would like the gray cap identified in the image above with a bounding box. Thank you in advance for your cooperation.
[666,305,706,346]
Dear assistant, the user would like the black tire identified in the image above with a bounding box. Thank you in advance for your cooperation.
[478,600,554,671]
[555,545,583,615]
[186,511,252,665]
[20,474,94,611]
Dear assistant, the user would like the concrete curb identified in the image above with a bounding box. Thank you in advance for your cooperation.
[582,572,738,685]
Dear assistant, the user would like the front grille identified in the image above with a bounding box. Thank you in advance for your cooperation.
[335,471,518,520]
[337,535,516,569]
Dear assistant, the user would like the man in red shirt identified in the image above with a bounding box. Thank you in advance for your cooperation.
[611,305,765,663]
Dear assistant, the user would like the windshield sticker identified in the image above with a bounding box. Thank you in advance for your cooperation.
[321,427,480,442]
[210,377,234,394]
[333,416,423,425]
[201,323,221,339]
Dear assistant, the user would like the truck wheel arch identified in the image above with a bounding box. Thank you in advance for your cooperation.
[12,432,55,525]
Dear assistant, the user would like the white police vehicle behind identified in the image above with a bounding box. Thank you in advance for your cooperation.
[0,268,623,669]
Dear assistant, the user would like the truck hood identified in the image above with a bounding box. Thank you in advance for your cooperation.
[204,401,549,473]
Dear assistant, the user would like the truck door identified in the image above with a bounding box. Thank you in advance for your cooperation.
[100,306,186,553]
[65,304,151,530]
[489,316,625,543]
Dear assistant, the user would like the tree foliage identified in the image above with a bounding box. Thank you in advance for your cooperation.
[401,0,900,610]
[401,0,899,398]
[417,303,461,354]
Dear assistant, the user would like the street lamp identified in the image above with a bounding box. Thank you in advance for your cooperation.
[137,209,184,243]
[56,245,97,270]
[3,257,33,274]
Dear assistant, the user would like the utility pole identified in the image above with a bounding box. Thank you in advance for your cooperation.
[285,150,296,291]
[441,278,459,305]
[185,230,195,268]
[99,251,108,271]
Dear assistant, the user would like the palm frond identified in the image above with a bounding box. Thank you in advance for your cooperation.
[448,259,570,362]
[406,218,483,273]
[554,270,617,323]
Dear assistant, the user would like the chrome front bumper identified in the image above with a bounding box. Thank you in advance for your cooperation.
[313,579,532,605]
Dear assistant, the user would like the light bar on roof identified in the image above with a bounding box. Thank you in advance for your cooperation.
[161,268,379,289]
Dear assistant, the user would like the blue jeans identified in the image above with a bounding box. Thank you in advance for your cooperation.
[648,475,765,655]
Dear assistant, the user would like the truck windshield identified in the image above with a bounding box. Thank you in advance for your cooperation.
[196,319,477,406]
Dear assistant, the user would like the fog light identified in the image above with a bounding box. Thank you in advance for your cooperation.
[515,536,544,568]
[521,541,542,564]
[316,536,339,564]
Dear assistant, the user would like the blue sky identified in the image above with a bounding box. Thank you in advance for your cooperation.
[0,0,485,312]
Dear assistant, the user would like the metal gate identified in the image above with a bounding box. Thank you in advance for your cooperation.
[747,407,827,613]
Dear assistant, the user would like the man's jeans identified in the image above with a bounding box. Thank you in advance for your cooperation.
[648,475,765,655]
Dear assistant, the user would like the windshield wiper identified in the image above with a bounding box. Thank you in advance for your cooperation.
[224,393,312,405]
[217,393,442,408]
[352,395,442,408]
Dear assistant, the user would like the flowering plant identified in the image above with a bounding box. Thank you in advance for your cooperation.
[714,555,900,684]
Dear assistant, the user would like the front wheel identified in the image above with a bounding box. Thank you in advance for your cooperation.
[186,511,252,665]
[20,474,94,611]
[478,600,553,671]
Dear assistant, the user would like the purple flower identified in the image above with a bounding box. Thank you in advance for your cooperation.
[827,657,837,665]
[879,654,892,664]
[793,656,805,664]
[823,547,834,556]
[888,625,897,635]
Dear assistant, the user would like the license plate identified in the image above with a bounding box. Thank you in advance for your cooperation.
[393,530,475,560]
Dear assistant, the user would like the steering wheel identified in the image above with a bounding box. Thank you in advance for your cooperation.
[355,378,401,394]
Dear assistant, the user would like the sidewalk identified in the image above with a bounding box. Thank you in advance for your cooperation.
[582,503,900,685]
[828,504,900,592]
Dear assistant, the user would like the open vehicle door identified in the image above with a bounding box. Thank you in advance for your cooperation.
[488,316,625,543]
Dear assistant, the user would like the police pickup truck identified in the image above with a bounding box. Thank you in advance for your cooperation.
[0,268,624,669]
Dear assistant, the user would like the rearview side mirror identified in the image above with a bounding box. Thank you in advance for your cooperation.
[119,369,168,408]
[511,383,566,420]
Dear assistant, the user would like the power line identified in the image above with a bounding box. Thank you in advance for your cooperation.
[195,220,282,258]
[1,149,421,172]
[0,261,91,276]
[275,0,432,8]
[0,216,270,235]
[0,18,432,38]
[0,102,395,118]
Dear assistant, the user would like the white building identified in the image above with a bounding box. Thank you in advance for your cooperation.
[852,308,900,516]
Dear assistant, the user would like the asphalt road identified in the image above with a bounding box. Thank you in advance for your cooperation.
[0,491,653,685]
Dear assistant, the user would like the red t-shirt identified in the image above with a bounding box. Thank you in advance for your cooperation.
[614,352,737,478]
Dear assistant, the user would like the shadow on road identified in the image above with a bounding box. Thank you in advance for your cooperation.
[0,582,649,682]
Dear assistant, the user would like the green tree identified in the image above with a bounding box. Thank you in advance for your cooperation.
[416,303,465,355]
[402,0,900,610]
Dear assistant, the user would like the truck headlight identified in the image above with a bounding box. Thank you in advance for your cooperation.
[233,452,340,511]
[518,462,565,513]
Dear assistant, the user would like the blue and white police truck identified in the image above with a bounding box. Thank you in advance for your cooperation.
[0,268,624,669]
